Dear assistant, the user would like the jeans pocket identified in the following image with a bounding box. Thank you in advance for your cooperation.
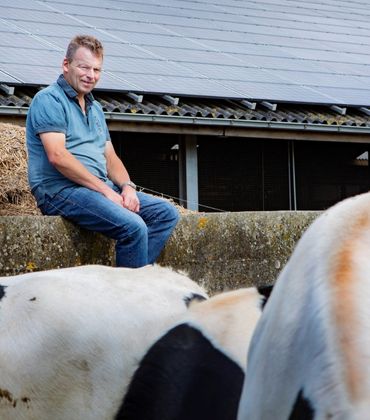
[40,195,61,216]
[41,189,74,216]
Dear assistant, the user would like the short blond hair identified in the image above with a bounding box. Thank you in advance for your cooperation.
[66,35,104,62]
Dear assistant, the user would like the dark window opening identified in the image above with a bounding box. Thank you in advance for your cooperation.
[111,132,179,203]
[110,131,369,212]
[295,142,369,210]
[197,137,290,211]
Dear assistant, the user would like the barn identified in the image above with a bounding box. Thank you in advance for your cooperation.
[0,0,369,212]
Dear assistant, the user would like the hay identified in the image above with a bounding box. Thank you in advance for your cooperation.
[0,123,40,215]
[0,123,193,216]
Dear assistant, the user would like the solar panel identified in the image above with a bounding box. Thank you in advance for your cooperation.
[0,31,50,49]
[106,30,196,49]
[322,62,370,77]
[0,70,21,84]
[0,63,60,85]
[216,80,340,103]
[0,46,61,66]
[0,0,369,106]
[270,70,368,90]
[118,73,247,98]
[0,0,45,11]
[98,71,142,91]
[145,46,245,66]
[313,87,370,106]
[104,57,192,78]
[0,7,69,24]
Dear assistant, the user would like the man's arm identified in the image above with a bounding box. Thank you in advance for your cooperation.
[105,141,140,212]
[40,132,124,206]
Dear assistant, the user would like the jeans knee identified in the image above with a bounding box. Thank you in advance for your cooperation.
[163,202,180,224]
[125,218,148,243]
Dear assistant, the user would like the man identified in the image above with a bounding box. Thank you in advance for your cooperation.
[26,35,179,268]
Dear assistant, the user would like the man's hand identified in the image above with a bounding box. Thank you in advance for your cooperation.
[102,188,124,207]
[121,186,140,212]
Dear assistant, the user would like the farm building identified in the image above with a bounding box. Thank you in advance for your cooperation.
[0,0,369,212]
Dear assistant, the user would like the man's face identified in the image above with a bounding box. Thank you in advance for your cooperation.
[63,46,102,97]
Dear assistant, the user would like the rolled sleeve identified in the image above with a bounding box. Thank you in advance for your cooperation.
[30,92,67,135]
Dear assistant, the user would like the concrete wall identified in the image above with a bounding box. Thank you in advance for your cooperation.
[0,211,320,294]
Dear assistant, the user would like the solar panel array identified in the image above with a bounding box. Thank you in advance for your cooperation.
[1,0,370,105]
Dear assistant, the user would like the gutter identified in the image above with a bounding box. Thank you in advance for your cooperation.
[0,106,29,116]
[105,111,370,134]
[1,106,370,134]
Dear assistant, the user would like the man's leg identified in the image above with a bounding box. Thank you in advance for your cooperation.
[39,187,149,268]
[136,192,179,264]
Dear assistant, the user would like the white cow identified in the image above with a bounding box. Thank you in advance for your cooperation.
[0,264,207,420]
[118,285,272,420]
[238,192,370,420]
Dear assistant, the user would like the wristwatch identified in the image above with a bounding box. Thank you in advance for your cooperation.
[120,180,137,190]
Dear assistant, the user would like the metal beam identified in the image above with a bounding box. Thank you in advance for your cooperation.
[359,107,370,116]
[127,92,143,103]
[240,99,256,110]
[0,84,14,95]
[104,112,370,136]
[178,135,198,211]
[162,94,179,106]
[330,105,346,115]
[287,141,297,210]
[260,101,277,111]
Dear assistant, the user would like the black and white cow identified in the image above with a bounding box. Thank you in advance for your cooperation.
[117,285,272,420]
[238,192,370,420]
[0,264,207,420]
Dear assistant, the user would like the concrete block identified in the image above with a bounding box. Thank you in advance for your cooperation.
[0,212,321,293]
[159,211,321,293]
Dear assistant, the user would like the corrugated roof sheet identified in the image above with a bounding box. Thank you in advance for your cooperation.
[1,0,370,106]
[1,87,370,128]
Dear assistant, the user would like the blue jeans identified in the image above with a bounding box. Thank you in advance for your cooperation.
[37,186,179,268]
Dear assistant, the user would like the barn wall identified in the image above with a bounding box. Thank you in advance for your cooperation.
[111,131,369,212]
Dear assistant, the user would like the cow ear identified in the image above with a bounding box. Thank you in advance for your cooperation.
[184,293,207,308]
[257,285,273,309]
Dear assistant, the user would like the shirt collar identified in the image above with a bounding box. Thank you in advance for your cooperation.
[57,74,95,105]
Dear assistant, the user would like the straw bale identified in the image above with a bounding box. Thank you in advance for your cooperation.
[0,123,40,215]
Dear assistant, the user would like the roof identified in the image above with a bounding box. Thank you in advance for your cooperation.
[2,87,370,133]
[1,0,370,110]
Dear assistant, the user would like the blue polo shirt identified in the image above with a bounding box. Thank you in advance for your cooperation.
[26,74,111,205]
